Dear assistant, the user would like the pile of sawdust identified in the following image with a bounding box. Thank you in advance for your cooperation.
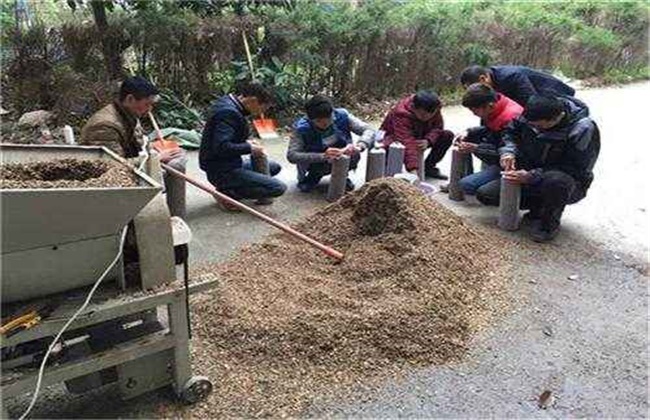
[182,178,511,418]
[0,158,137,189]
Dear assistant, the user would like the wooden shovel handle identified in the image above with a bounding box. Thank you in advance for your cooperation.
[160,163,344,261]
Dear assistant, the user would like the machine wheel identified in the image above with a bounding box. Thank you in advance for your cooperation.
[180,376,213,404]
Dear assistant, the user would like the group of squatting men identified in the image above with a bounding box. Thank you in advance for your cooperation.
[80,64,600,243]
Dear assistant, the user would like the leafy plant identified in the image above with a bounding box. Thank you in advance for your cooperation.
[154,90,204,129]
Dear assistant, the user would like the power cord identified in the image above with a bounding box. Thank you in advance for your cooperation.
[18,226,129,420]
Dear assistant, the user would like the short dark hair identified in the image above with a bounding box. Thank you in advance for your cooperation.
[119,76,158,101]
[460,65,491,86]
[412,90,440,113]
[305,94,333,120]
[523,95,565,121]
[235,81,274,104]
[461,83,498,109]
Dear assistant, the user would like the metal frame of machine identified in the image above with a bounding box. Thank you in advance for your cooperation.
[1,277,217,415]
[1,144,215,418]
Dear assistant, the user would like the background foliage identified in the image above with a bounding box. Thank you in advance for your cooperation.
[1,0,648,128]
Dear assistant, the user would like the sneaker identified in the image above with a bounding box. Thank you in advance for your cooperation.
[425,167,448,180]
[530,224,560,243]
[439,184,449,193]
[345,178,355,192]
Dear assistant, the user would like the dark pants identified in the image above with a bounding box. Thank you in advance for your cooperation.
[298,153,360,187]
[476,170,586,230]
[207,158,287,200]
[424,130,454,170]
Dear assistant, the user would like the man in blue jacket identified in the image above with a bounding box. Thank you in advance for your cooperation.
[460,65,577,108]
[287,95,375,193]
[199,83,286,208]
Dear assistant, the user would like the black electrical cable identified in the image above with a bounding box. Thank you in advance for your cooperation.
[181,245,192,339]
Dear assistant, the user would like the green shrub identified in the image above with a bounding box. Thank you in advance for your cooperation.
[3,0,648,125]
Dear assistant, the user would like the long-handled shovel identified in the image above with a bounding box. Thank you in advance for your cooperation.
[242,32,280,140]
[160,163,344,261]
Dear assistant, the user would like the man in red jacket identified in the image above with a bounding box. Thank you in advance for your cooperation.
[380,90,454,179]
[454,83,523,195]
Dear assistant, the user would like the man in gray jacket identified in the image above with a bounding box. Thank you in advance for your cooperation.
[287,95,375,193]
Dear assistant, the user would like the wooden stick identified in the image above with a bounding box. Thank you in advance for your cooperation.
[242,32,255,78]
[241,32,274,129]
[160,163,345,261]
[148,112,165,142]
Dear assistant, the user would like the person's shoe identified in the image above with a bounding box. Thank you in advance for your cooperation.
[345,178,355,192]
[425,167,448,180]
[297,181,317,193]
[439,184,449,193]
[521,211,542,226]
[530,224,560,243]
[254,197,274,205]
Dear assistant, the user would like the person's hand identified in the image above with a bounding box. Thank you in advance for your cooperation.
[453,131,467,146]
[158,148,184,163]
[502,169,532,184]
[416,139,429,151]
[343,144,361,156]
[248,139,265,157]
[500,154,516,171]
[250,145,265,157]
[457,141,477,154]
[324,147,344,160]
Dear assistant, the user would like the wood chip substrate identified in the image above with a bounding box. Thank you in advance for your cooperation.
[176,178,512,418]
[1,158,137,189]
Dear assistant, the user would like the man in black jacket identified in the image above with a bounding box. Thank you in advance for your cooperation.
[475,95,600,242]
[460,65,577,108]
[199,83,286,208]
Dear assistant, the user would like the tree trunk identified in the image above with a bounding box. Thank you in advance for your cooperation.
[90,0,123,79]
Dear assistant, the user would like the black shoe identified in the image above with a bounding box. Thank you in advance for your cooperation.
[254,197,274,205]
[521,211,542,226]
[345,178,355,192]
[425,167,448,180]
[297,181,317,193]
[530,224,560,243]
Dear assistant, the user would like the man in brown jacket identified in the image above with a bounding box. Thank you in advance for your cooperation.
[81,77,187,218]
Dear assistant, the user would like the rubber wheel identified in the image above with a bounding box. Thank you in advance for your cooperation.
[180,376,213,404]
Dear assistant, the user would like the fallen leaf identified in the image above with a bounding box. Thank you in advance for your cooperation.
[538,390,554,409]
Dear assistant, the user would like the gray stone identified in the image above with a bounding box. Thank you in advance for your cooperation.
[17,110,54,127]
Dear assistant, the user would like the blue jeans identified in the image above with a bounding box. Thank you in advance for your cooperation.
[459,165,501,195]
[207,158,287,200]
